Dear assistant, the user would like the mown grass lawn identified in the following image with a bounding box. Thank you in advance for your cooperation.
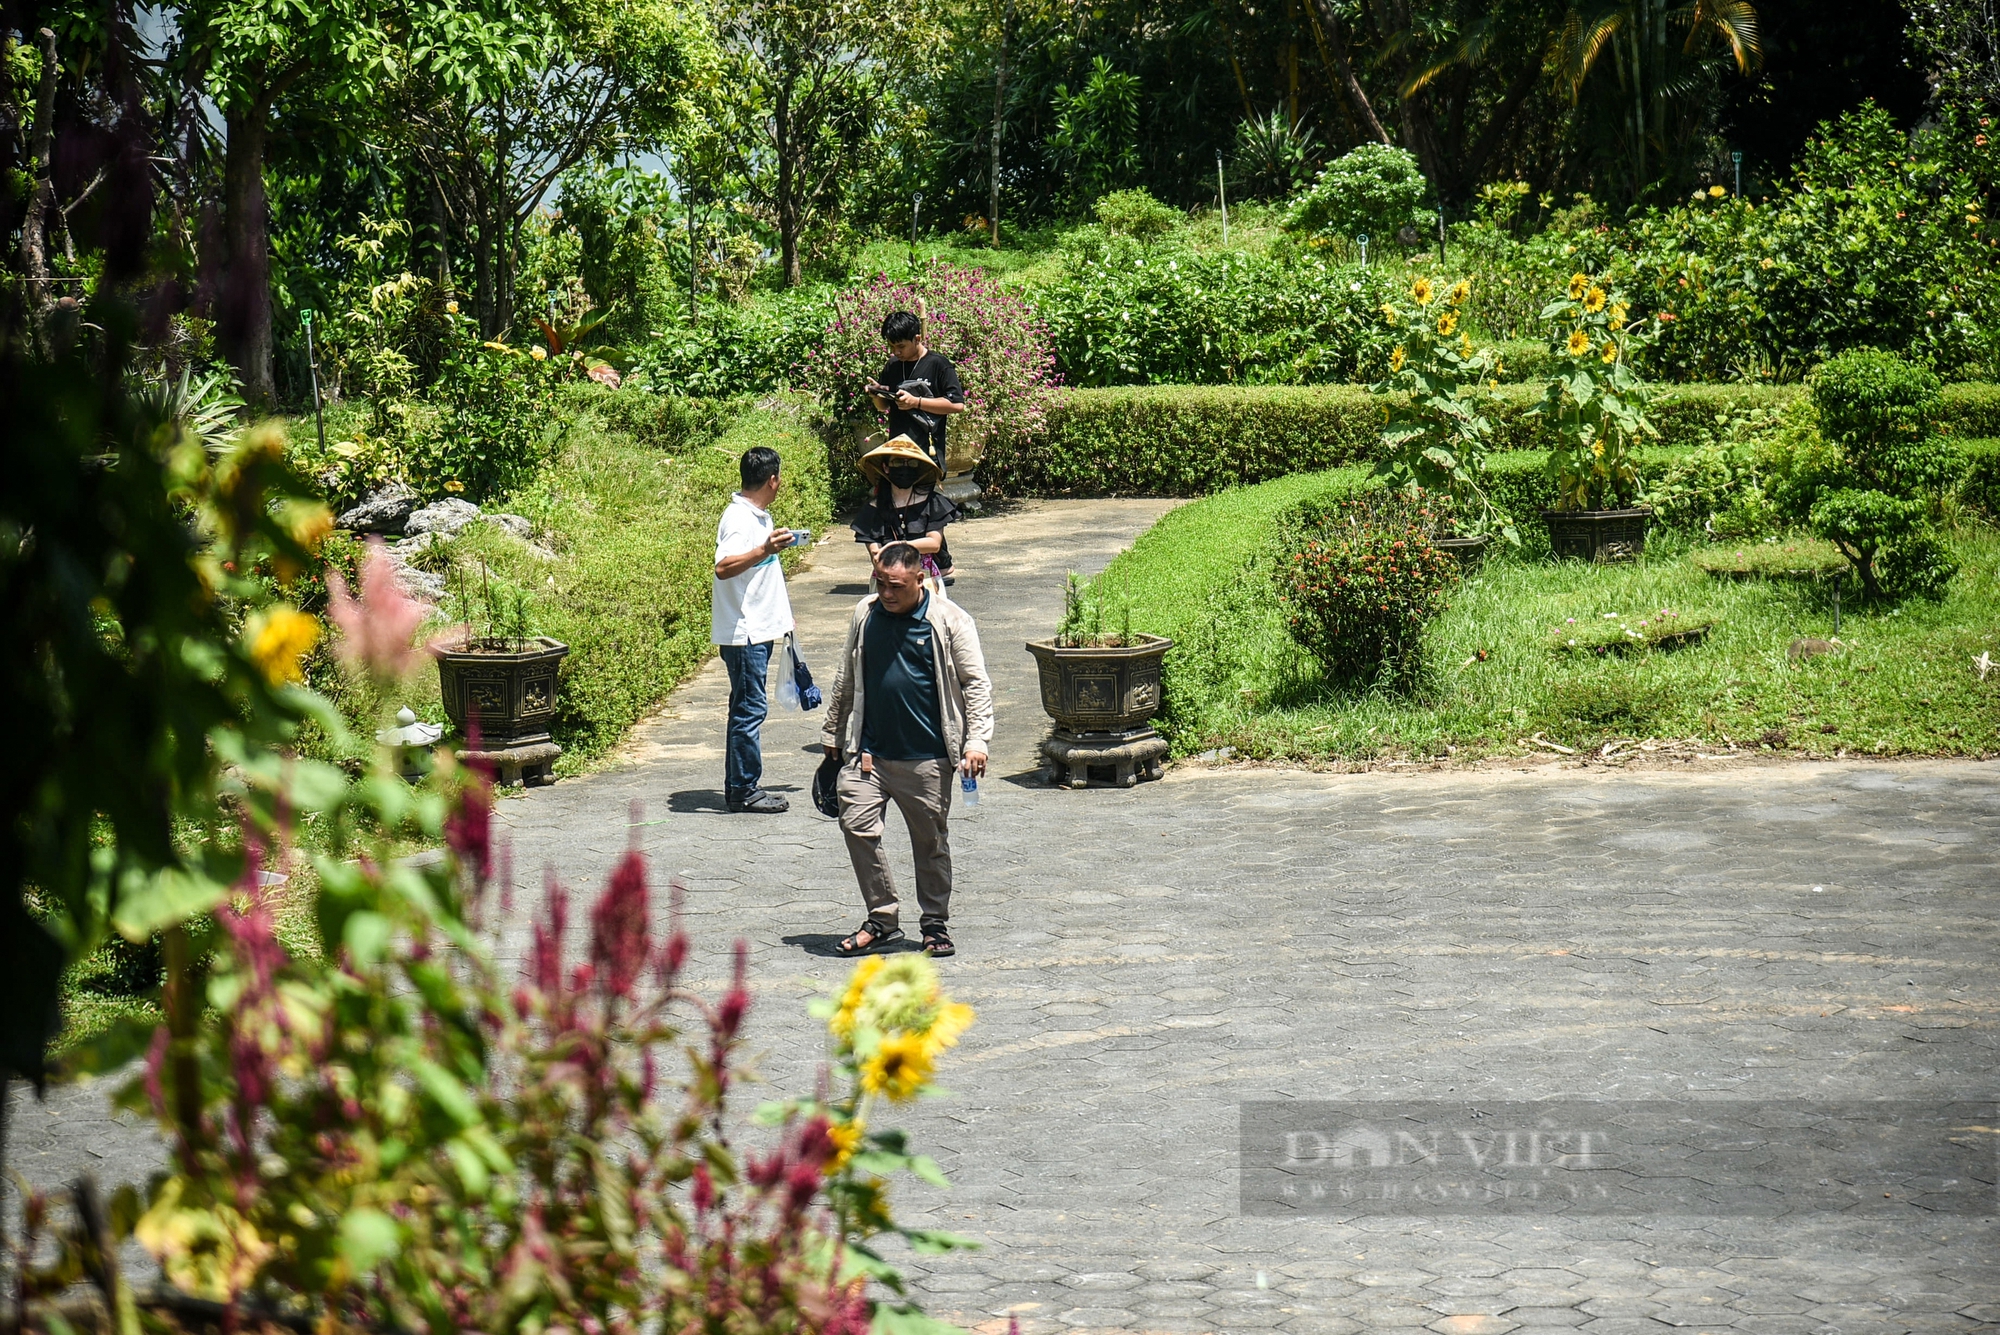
[1096,470,2000,763]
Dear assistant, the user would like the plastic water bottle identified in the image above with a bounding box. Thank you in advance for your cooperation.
[959,770,980,808]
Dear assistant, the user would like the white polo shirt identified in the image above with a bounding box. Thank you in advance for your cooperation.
[711,494,795,645]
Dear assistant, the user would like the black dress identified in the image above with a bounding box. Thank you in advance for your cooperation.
[851,485,959,572]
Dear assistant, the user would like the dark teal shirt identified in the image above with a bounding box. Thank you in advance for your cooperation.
[861,593,947,761]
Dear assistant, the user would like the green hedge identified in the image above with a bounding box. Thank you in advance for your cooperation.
[981,381,2000,498]
[1961,438,2000,515]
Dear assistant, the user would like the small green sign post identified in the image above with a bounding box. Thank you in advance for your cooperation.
[300,308,325,455]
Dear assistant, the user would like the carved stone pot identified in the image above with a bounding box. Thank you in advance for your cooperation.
[1025,635,1173,788]
[431,636,568,785]
[1543,506,1654,564]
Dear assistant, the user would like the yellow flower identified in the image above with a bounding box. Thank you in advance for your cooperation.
[530,346,547,361]
[248,607,319,685]
[829,956,886,1041]
[445,300,460,315]
[1583,286,1607,313]
[861,1032,935,1102]
[1390,346,1406,372]
[1608,302,1628,327]
[1435,311,1458,336]
[1601,340,1619,364]
[923,1001,975,1059]
[1566,329,1592,357]
[136,1178,273,1302]
[1459,333,1473,359]
[1411,278,1436,306]
[826,1119,865,1173]
[443,480,465,493]
[1592,438,1606,458]
[1568,272,1589,299]
[1709,184,1727,198]
[1447,280,1471,306]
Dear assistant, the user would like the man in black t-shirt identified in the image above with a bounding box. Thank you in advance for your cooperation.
[866,310,965,475]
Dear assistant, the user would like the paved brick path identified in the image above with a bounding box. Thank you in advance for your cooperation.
[10,500,1999,1334]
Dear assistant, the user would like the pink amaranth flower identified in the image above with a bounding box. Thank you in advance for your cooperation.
[327,538,429,678]
[590,850,650,999]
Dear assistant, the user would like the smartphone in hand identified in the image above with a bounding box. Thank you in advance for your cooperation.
[789,529,813,547]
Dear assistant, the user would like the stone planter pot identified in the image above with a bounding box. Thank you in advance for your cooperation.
[431,636,569,785]
[1435,533,1491,570]
[1543,506,1653,563]
[1025,635,1173,788]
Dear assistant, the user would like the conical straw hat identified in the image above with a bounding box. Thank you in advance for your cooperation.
[858,434,942,488]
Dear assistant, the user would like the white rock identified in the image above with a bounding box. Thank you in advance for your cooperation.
[483,513,533,540]
[405,498,482,538]
[336,482,420,534]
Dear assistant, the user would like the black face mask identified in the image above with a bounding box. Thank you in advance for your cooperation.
[887,465,924,488]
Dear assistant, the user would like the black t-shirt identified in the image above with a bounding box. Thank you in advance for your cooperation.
[850,487,960,546]
[861,593,947,761]
[877,351,964,470]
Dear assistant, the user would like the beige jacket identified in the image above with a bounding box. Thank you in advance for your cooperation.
[822,593,995,769]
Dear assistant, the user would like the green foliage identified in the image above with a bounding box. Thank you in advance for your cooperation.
[1285,143,1436,244]
[1229,108,1319,201]
[1032,234,1397,385]
[1048,57,1143,207]
[1801,349,1965,597]
[1878,530,1961,602]
[1691,536,1849,580]
[1272,490,1459,686]
[1532,271,1660,510]
[1095,474,2000,762]
[1372,275,1508,536]
[1093,188,1181,239]
[1641,407,1787,535]
[298,293,563,507]
[5,356,333,1082]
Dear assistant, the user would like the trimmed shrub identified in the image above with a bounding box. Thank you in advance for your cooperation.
[1285,143,1436,243]
[1273,491,1458,687]
[1802,349,1964,598]
[1958,437,2000,514]
[981,382,1833,498]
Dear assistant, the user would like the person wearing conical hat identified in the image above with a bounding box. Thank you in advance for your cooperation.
[851,434,960,585]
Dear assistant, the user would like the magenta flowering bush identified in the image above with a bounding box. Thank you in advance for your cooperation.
[797,261,1060,476]
[6,746,966,1335]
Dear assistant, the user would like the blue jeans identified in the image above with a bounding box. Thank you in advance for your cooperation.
[719,641,774,799]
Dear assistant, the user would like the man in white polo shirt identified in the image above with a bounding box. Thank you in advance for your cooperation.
[712,446,797,813]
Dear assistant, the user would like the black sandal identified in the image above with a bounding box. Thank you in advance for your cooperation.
[836,918,902,956]
[921,924,955,958]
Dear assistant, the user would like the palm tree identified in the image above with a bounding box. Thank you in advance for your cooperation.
[1558,0,1761,199]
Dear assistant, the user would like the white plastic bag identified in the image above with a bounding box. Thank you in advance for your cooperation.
[775,639,802,711]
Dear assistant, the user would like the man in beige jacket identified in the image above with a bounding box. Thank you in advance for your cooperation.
[823,542,993,958]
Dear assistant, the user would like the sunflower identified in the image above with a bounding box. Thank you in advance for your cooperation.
[1608,302,1628,327]
[1583,286,1607,313]
[861,1032,935,1102]
[247,607,320,686]
[1601,340,1619,364]
[1447,280,1471,306]
[1435,311,1458,336]
[826,1119,865,1173]
[923,1001,975,1059]
[1568,272,1590,300]
[1411,278,1436,306]
[1458,333,1473,359]
[828,956,887,1041]
[1389,346,1406,372]
[1566,329,1591,357]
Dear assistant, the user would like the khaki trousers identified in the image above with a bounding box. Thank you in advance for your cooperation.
[837,756,954,927]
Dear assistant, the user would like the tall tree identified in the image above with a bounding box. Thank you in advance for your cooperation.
[714,0,940,285]
[393,0,711,336]
[1558,0,1761,200]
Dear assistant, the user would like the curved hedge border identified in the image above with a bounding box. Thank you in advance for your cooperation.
[979,381,2000,499]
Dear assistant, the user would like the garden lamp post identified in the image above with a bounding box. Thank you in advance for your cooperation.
[300,307,325,456]
[1216,151,1228,244]
[1357,233,1368,266]
[1732,150,1743,197]
[911,192,922,266]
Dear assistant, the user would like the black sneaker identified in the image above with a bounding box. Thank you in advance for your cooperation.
[728,790,789,814]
